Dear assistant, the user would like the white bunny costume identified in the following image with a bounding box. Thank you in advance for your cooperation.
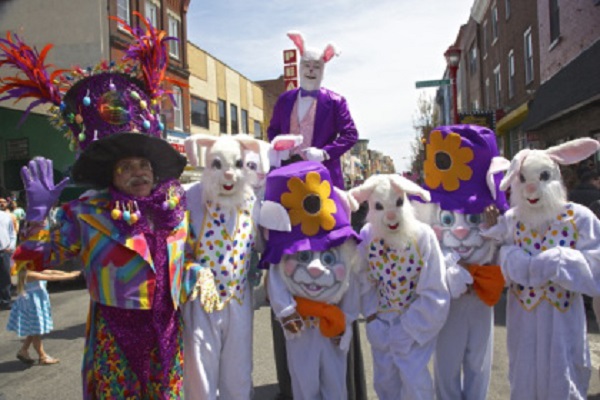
[483,138,600,400]
[260,160,361,400]
[182,134,266,400]
[351,175,450,400]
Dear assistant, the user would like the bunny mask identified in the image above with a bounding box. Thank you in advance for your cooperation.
[279,241,358,305]
[500,138,600,227]
[287,31,339,92]
[351,174,430,249]
[185,134,267,209]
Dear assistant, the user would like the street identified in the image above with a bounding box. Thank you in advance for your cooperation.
[2,281,600,399]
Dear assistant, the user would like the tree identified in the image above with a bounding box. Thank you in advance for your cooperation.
[409,93,440,183]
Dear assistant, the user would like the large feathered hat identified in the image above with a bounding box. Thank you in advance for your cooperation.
[0,12,186,187]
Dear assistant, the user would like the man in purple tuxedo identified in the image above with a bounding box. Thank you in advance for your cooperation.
[267,31,359,190]
[266,31,366,400]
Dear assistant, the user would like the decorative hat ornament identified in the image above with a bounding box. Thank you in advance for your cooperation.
[0,12,186,188]
[259,161,360,264]
[420,124,509,214]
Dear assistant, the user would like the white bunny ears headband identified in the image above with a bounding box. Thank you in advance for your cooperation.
[499,137,600,191]
[287,31,340,63]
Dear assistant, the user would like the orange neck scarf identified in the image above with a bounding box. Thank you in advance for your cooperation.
[466,265,505,307]
[294,296,346,338]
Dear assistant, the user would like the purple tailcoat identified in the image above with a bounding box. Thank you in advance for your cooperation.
[267,87,359,189]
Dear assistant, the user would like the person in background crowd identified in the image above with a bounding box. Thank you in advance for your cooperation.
[569,168,600,208]
[0,198,17,310]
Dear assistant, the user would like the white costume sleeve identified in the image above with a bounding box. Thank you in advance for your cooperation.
[400,224,450,346]
[443,250,473,299]
[266,265,297,319]
[357,224,379,318]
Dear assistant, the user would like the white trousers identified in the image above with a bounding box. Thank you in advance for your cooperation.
[367,316,435,400]
[286,327,349,400]
[434,292,493,400]
[182,296,253,400]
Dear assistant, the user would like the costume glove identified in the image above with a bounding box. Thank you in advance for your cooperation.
[303,147,328,162]
[20,157,69,222]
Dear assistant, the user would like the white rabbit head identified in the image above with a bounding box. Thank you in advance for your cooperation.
[185,134,267,210]
[500,138,600,228]
[287,31,339,92]
[350,174,430,249]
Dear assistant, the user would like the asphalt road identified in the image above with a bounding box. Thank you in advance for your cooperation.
[1,280,600,399]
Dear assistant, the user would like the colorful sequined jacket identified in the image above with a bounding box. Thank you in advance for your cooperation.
[12,191,203,310]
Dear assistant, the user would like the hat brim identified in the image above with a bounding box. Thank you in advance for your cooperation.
[72,133,187,187]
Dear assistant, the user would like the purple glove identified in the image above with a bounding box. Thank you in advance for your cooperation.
[20,157,70,222]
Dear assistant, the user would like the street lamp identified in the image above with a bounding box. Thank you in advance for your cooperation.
[444,45,462,124]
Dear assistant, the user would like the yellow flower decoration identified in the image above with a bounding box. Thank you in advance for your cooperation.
[424,130,474,191]
[281,171,337,236]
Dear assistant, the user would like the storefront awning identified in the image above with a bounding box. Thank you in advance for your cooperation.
[522,39,600,131]
[496,102,528,135]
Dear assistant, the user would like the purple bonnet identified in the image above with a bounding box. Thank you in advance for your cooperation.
[261,161,360,265]
[421,124,508,214]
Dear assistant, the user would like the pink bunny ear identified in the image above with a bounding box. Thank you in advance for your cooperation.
[545,138,600,165]
[389,175,431,202]
[185,134,218,167]
[287,31,305,56]
[499,149,530,191]
[349,177,380,204]
[321,44,339,63]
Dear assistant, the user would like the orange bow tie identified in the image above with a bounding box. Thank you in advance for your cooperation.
[294,296,346,338]
[466,265,505,307]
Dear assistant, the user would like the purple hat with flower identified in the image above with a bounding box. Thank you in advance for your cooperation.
[0,13,186,188]
[260,161,360,265]
[421,124,508,214]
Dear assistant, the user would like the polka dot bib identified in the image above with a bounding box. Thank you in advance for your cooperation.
[511,204,578,312]
[368,238,424,314]
[197,198,255,308]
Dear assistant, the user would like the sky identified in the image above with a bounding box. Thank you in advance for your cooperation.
[186,0,474,172]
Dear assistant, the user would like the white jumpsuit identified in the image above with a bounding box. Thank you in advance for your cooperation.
[484,203,600,400]
[433,253,496,400]
[358,222,450,400]
[182,182,261,400]
[267,255,359,400]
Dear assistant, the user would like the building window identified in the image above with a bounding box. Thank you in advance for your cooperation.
[469,44,477,75]
[230,104,239,134]
[508,50,515,99]
[505,0,511,19]
[117,0,130,27]
[173,86,183,131]
[485,78,491,109]
[254,120,262,139]
[191,96,209,129]
[493,65,502,108]
[549,0,560,43]
[218,99,227,133]
[491,5,499,43]
[482,21,488,57]
[145,1,159,27]
[241,109,249,133]
[524,28,534,84]
[168,14,180,59]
